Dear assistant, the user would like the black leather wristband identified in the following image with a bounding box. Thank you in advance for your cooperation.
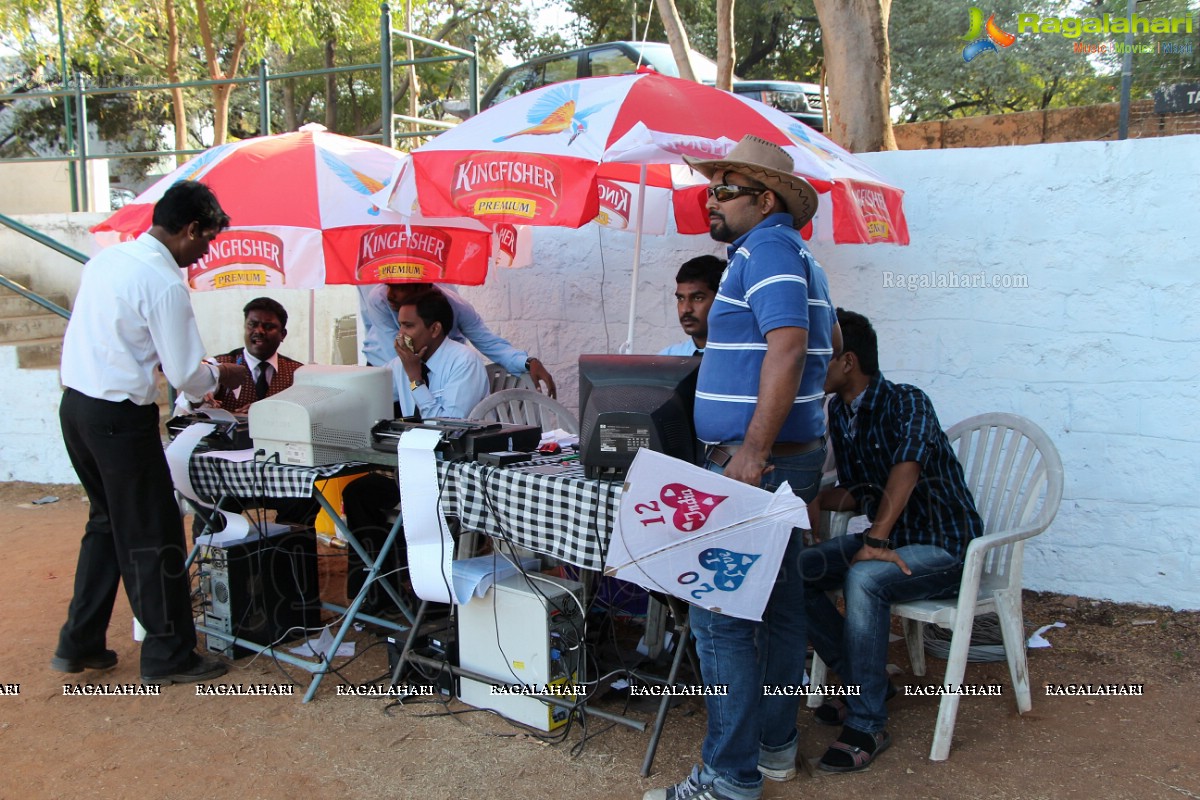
[864,534,893,550]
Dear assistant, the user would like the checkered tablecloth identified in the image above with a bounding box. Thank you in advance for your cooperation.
[187,453,365,500]
[436,459,624,572]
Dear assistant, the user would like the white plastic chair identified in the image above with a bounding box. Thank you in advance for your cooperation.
[808,412,1064,761]
[468,388,579,434]
[330,314,358,365]
[484,362,535,392]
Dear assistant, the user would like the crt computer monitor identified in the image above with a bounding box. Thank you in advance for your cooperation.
[577,354,702,480]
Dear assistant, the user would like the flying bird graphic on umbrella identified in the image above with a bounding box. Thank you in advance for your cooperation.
[493,83,609,145]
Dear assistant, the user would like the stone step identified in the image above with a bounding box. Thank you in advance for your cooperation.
[0,291,70,318]
[0,313,68,343]
[15,337,63,369]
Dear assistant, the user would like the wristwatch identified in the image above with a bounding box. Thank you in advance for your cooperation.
[409,378,424,392]
[524,356,537,372]
[863,533,893,549]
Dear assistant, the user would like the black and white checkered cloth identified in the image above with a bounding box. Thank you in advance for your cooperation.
[436,459,624,572]
[188,453,363,501]
[186,451,624,572]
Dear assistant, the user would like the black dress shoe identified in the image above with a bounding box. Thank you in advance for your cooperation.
[50,649,119,674]
[141,654,228,685]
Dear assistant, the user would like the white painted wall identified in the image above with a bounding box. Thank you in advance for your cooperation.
[3,134,1197,608]
[460,135,1200,610]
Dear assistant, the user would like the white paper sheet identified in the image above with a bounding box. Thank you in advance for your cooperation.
[165,422,249,539]
[1027,621,1066,648]
[397,428,454,604]
[288,626,355,660]
[451,555,540,605]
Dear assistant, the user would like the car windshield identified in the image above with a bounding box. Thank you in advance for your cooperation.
[632,43,720,83]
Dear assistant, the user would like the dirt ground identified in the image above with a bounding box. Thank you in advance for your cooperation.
[1,480,1198,800]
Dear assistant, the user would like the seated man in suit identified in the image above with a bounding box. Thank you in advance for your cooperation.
[344,289,490,614]
[801,309,983,773]
[658,255,726,357]
[358,282,556,398]
[185,297,315,531]
[210,297,302,412]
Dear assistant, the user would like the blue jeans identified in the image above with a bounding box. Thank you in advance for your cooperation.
[801,534,963,734]
[690,446,825,800]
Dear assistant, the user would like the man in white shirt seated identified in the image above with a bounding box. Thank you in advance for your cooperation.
[343,289,490,615]
[657,255,726,357]
[358,282,557,398]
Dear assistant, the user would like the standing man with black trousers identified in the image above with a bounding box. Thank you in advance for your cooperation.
[53,181,248,685]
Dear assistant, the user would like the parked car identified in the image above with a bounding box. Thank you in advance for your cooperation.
[730,80,826,132]
[480,41,827,131]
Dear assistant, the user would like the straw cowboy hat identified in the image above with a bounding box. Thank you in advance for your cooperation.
[683,135,819,228]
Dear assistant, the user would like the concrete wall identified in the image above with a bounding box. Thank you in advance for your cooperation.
[3,134,1197,608]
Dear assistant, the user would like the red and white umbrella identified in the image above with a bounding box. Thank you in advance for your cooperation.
[403,74,908,350]
[91,124,507,290]
[408,73,909,245]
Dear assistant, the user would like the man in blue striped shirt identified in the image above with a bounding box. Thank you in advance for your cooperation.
[645,136,833,800]
[802,309,983,773]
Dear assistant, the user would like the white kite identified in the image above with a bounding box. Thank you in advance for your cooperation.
[605,449,809,621]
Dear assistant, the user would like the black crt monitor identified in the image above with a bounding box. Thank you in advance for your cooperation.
[578,354,703,480]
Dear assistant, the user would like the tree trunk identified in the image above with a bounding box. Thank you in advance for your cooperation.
[406,0,420,134]
[812,0,896,152]
[324,39,338,131]
[164,0,187,165]
[195,0,246,147]
[654,0,696,82]
[715,0,736,91]
[283,52,298,131]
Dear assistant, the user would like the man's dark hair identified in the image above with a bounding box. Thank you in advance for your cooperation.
[837,307,880,376]
[152,181,230,234]
[676,255,726,292]
[399,288,455,335]
[243,297,288,330]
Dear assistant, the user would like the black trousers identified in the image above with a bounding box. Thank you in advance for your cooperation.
[57,388,198,675]
[342,473,406,613]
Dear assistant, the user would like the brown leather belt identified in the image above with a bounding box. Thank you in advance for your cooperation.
[707,439,822,467]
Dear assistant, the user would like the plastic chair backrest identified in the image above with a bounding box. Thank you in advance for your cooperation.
[469,388,579,435]
[485,362,535,392]
[331,314,358,366]
[945,412,1065,593]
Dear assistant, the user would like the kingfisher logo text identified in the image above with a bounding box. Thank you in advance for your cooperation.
[962,8,1016,62]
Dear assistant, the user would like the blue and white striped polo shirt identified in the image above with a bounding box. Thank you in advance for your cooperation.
[694,213,834,445]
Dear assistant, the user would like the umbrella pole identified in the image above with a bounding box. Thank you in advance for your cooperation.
[308,288,316,364]
[619,164,649,355]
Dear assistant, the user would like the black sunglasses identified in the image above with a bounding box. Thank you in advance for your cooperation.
[706,184,767,203]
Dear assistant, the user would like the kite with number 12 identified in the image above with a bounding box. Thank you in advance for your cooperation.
[605,449,808,622]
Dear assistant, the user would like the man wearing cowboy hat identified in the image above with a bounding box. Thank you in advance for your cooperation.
[644,136,836,800]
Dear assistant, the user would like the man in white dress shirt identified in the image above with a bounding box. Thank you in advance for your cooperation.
[343,289,490,614]
[53,181,248,685]
[658,255,726,357]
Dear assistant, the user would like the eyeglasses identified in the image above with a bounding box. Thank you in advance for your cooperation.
[706,184,766,203]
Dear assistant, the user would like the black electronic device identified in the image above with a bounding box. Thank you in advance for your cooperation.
[578,354,703,480]
[166,412,252,451]
[198,527,321,658]
[371,418,542,459]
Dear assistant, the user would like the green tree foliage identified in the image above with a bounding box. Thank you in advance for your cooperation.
[563,0,823,81]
